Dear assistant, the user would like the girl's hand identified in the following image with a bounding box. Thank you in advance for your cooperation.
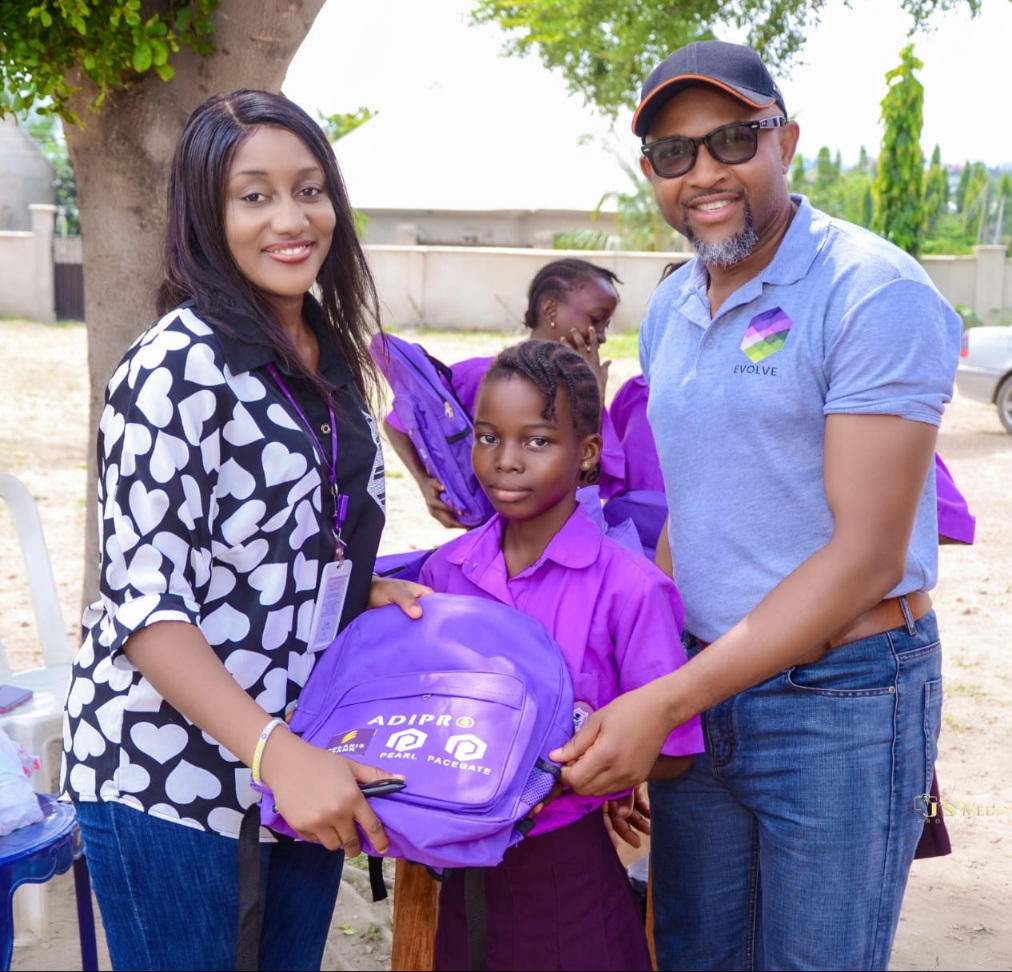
[420,476,468,528]
[562,326,611,396]
[528,779,564,818]
[259,729,402,853]
[602,783,651,850]
[368,576,432,619]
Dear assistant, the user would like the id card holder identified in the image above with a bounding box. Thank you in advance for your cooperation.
[308,559,353,652]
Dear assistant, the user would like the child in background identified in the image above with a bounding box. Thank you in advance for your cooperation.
[384,259,628,526]
[418,340,703,970]
[609,374,665,493]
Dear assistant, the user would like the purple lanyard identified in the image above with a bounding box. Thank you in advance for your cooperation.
[267,364,349,560]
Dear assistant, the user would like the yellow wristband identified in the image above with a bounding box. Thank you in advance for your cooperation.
[251,718,286,786]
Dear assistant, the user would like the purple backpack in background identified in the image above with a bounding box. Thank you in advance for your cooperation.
[603,489,669,560]
[255,593,574,870]
[934,454,976,544]
[370,333,495,529]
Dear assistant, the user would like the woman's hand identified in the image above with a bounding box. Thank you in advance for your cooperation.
[561,326,611,397]
[122,621,403,854]
[259,729,401,853]
[602,783,651,850]
[368,576,432,619]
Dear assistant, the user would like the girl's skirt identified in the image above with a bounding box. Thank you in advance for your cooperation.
[434,809,652,971]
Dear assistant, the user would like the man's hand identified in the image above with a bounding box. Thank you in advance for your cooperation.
[552,680,675,795]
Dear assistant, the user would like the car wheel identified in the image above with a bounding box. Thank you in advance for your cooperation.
[997,374,1012,434]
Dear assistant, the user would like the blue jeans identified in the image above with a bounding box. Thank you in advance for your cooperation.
[74,800,344,971]
[650,611,942,971]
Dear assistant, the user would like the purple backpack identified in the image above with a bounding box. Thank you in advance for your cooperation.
[256,593,574,870]
[370,333,495,528]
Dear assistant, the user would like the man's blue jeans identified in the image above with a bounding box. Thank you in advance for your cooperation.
[650,611,942,971]
[74,800,344,971]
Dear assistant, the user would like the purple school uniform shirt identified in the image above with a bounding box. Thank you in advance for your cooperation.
[609,375,665,493]
[418,503,704,836]
[387,353,628,499]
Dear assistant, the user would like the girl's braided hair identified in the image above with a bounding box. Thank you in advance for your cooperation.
[483,340,601,440]
[522,258,621,330]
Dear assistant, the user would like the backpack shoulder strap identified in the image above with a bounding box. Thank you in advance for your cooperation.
[236,805,262,971]
[367,855,389,902]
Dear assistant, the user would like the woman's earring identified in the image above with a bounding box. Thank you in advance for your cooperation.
[549,317,556,329]
[581,461,589,469]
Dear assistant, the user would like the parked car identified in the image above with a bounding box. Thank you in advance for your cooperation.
[956,325,1012,433]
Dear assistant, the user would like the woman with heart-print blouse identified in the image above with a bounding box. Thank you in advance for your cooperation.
[61,90,430,972]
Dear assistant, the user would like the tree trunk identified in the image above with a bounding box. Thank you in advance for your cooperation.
[65,0,327,606]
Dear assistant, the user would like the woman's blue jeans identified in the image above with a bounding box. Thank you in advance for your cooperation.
[74,800,344,971]
[650,611,942,971]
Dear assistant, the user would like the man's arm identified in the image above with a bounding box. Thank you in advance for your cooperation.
[554,412,937,794]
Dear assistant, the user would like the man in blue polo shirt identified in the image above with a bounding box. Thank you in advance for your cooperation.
[553,40,961,970]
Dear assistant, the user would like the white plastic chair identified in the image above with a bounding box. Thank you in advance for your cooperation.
[0,473,76,945]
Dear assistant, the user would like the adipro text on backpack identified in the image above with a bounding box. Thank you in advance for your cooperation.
[370,333,495,529]
[255,593,575,870]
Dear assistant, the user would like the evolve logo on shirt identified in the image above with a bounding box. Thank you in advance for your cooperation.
[739,307,794,364]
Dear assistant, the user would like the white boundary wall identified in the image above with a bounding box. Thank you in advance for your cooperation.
[0,205,56,322]
[2,213,1010,330]
[365,244,1012,332]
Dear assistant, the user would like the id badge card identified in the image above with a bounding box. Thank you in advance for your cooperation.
[308,559,353,652]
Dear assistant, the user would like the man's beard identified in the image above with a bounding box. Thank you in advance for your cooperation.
[684,202,758,269]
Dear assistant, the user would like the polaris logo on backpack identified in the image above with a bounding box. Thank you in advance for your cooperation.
[326,728,376,756]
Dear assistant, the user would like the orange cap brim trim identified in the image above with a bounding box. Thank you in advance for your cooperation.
[632,74,776,136]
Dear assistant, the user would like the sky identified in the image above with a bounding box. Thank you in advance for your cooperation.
[284,0,1012,171]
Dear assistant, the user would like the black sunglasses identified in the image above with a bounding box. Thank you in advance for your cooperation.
[641,117,789,179]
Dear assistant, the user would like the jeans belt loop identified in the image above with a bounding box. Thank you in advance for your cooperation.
[899,594,917,635]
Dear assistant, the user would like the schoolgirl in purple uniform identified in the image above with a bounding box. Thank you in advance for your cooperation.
[384,259,629,526]
[418,340,703,970]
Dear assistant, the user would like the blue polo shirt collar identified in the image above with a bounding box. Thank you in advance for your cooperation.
[673,193,825,328]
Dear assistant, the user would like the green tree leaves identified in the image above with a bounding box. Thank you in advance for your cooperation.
[1,1,219,122]
[470,0,980,118]
[872,43,925,255]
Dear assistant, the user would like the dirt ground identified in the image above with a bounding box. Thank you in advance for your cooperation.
[0,319,1009,971]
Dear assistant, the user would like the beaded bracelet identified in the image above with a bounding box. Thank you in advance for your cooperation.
[251,717,287,786]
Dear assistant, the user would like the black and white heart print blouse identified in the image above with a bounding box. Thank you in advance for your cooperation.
[61,299,386,837]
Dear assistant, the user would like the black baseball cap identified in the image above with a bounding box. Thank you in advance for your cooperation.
[633,40,787,138]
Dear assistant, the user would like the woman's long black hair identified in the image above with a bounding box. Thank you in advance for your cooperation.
[156,89,380,398]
